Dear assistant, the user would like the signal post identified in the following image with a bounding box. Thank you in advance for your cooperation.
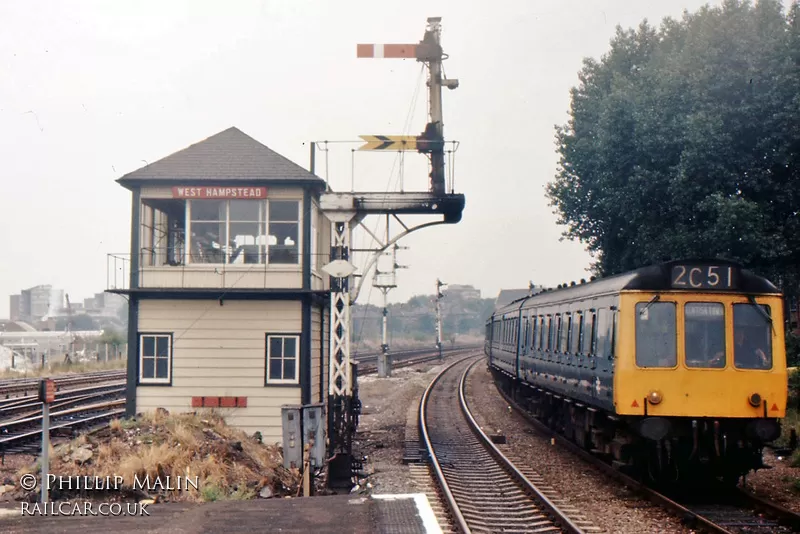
[320,17,465,488]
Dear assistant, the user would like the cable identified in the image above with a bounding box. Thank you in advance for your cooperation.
[169,263,270,344]
[352,63,426,352]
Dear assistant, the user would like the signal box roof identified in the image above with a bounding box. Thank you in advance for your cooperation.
[117,127,325,189]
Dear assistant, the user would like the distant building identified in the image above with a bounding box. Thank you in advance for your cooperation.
[9,295,20,321]
[9,287,127,331]
[445,284,481,301]
[494,284,546,308]
[9,285,64,324]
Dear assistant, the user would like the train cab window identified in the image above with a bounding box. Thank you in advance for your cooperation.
[733,303,772,370]
[573,313,583,354]
[635,302,677,367]
[684,303,725,368]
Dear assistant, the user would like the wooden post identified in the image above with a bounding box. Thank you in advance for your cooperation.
[302,441,312,497]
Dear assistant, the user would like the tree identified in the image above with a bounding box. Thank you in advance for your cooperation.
[100,328,126,347]
[546,0,800,298]
[56,314,98,331]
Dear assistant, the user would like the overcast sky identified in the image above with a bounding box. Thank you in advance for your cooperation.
[0,0,741,317]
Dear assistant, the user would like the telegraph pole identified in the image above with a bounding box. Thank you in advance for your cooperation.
[435,279,446,359]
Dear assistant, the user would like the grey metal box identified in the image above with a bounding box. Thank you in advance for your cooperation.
[302,403,325,468]
[281,404,302,469]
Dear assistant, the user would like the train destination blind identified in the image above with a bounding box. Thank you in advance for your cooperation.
[670,264,738,290]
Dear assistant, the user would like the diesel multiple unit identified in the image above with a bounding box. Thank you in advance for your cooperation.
[485,260,787,484]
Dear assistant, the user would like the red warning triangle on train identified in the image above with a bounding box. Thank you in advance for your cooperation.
[771,403,779,412]
[631,400,639,408]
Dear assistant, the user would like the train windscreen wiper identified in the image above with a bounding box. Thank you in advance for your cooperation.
[747,295,775,334]
[639,294,660,316]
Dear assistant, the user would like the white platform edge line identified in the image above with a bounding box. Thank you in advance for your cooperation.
[372,493,443,534]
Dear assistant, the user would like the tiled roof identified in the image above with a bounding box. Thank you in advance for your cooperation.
[117,127,324,186]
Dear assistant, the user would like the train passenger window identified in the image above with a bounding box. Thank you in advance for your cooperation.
[538,317,545,350]
[635,302,677,367]
[589,312,598,355]
[555,316,563,352]
[573,313,583,354]
[564,315,573,353]
[685,303,725,368]
[530,319,536,350]
[522,318,528,349]
[547,317,554,351]
[512,318,517,346]
[733,304,772,370]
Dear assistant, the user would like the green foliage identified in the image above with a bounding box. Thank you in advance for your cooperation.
[547,0,800,297]
[201,483,223,502]
[352,291,496,345]
[100,328,126,346]
[787,332,800,368]
[55,314,98,331]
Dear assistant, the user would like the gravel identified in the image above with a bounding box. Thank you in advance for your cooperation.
[742,449,800,513]
[354,354,798,532]
[354,360,452,495]
[464,361,694,534]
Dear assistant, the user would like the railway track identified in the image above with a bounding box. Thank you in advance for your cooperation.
[359,345,479,375]
[0,370,126,400]
[492,366,800,534]
[0,381,125,423]
[0,371,127,455]
[354,344,482,364]
[419,355,595,534]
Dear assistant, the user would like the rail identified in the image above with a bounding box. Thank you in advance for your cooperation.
[493,375,800,534]
[419,354,587,533]
[419,355,472,534]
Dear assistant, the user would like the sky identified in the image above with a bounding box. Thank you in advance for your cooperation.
[0,0,741,317]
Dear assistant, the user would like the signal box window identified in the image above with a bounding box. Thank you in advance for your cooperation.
[266,334,299,384]
[685,303,725,368]
[635,302,677,367]
[139,334,171,384]
[733,304,772,370]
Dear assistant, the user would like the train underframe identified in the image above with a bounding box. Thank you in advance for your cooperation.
[490,365,781,486]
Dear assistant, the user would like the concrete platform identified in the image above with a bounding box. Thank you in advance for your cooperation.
[0,493,442,534]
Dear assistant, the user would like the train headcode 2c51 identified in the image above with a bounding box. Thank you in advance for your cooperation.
[39,379,55,404]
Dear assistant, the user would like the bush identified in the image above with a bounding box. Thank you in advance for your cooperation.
[787,332,800,368]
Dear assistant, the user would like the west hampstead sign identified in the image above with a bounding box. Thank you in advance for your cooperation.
[171,186,267,199]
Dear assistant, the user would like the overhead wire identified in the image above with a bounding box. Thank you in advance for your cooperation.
[352,63,426,353]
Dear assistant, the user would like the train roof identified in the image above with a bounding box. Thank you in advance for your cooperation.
[492,259,780,316]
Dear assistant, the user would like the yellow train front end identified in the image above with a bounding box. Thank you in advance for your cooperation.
[612,264,787,482]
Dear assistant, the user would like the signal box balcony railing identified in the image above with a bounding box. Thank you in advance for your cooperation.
[107,248,327,292]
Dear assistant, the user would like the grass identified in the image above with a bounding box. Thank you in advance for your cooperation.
[17,410,297,502]
[0,358,125,379]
